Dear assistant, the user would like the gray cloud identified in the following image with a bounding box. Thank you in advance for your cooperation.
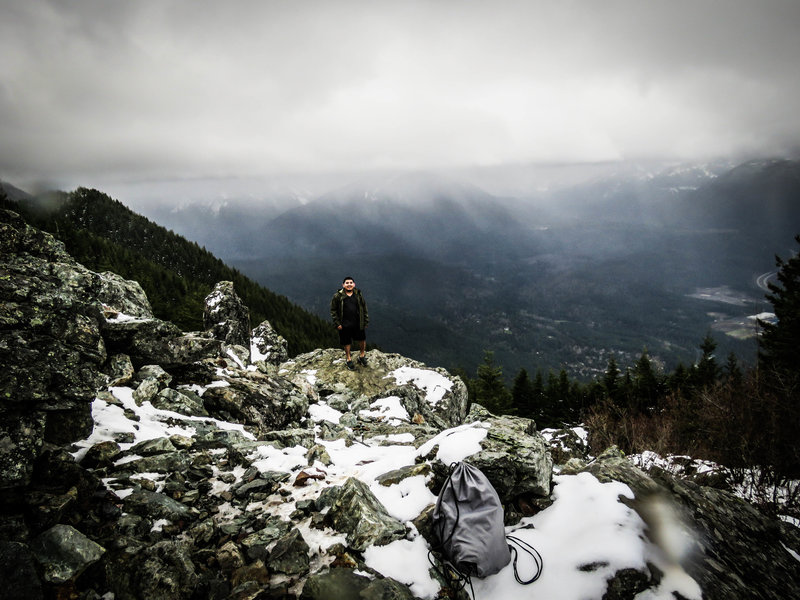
[2,0,799,192]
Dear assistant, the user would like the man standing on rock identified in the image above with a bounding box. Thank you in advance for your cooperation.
[330,276,369,370]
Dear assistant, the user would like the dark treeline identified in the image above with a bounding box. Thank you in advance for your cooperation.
[458,235,800,512]
[1,187,337,355]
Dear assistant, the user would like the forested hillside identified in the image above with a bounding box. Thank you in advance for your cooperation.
[0,186,337,354]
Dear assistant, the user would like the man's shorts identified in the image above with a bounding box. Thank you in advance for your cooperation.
[338,325,366,346]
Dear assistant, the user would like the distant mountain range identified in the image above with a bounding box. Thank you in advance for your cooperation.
[224,159,800,378]
[4,157,799,380]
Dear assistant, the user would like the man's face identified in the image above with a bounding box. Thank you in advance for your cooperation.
[343,279,355,291]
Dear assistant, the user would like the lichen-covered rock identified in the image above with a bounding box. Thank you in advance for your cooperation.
[106,353,135,387]
[204,281,251,350]
[30,523,106,584]
[151,387,207,416]
[241,517,293,561]
[123,488,197,522]
[201,370,309,436]
[300,568,372,600]
[267,527,311,575]
[108,540,198,600]
[98,271,154,319]
[0,410,46,489]
[325,477,406,551]
[0,540,44,599]
[103,317,224,370]
[459,404,553,501]
[1,210,107,457]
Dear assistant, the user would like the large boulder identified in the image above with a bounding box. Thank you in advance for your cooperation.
[456,404,553,502]
[200,366,310,436]
[30,523,106,584]
[102,317,224,370]
[324,477,407,551]
[0,210,107,486]
[97,271,154,319]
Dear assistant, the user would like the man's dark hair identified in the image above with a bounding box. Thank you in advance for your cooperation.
[342,276,355,284]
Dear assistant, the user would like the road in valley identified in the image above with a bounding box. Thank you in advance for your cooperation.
[756,271,777,291]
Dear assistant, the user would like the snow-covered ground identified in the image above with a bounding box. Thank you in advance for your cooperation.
[72,369,704,599]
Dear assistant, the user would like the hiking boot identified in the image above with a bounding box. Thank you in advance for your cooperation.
[357,356,368,367]
[346,360,355,371]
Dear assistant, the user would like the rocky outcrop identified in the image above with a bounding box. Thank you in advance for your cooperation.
[279,348,470,429]
[251,319,289,369]
[2,209,798,600]
[1,209,107,487]
[204,280,251,350]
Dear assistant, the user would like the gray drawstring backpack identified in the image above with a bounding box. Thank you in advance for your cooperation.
[432,461,511,577]
[430,461,543,597]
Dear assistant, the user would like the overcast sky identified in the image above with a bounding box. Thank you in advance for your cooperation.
[2,0,799,196]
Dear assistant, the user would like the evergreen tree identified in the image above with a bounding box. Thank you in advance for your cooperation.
[632,347,660,411]
[693,333,721,389]
[476,351,512,415]
[511,368,536,418]
[723,352,742,385]
[759,235,800,389]
[602,356,620,402]
[451,366,477,407]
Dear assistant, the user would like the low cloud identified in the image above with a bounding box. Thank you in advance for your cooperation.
[2,0,799,192]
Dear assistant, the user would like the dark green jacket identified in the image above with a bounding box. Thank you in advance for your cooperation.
[330,288,369,330]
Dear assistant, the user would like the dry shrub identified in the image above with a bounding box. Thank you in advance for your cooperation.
[586,370,800,516]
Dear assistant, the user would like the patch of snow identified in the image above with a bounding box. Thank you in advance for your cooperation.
[388,366,453,406]
[370,475,436,522]
[250,336,271,362]
[359,395,410,424]
[364,535,440,599]
[72,385,253,461]
[416,422,489,465]
[226,347,246,369]
[248,444,308,474]
[782,543,800,563]
[301,369,318,385]
[151,519,170,532]
[308,402,343,424]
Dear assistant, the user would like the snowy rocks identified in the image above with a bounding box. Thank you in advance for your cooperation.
[8,212,800,600]
[280,348,469,428]
[541,426,591,465]
[251,319,289,368]
[204,281,251,349]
